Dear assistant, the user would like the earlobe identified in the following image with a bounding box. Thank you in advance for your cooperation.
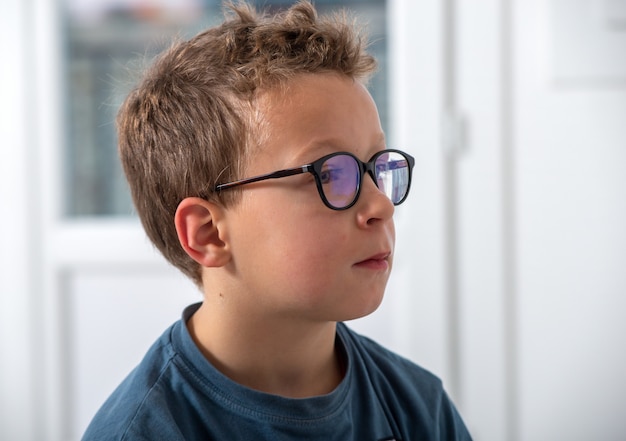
[174,197,230,267]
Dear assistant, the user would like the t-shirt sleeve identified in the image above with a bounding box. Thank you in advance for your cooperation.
[436,391,473,441]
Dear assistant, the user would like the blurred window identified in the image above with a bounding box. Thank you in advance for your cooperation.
[64,0,387,216]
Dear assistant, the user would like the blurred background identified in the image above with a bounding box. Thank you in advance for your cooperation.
[1,0,625,440]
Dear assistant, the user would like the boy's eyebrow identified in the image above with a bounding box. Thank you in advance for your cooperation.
[293,133,388,163]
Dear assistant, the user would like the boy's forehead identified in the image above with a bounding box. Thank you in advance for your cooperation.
[252,75,319,114]
[255,74,372,120]
[246,74,382,167]
[255,72,366,104]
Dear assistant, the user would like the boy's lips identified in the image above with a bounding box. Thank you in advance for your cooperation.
[354,252,391,270]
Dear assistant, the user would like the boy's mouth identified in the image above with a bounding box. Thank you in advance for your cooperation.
[354,252,391,270]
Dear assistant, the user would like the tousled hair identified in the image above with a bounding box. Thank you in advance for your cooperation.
[117,0,377,286]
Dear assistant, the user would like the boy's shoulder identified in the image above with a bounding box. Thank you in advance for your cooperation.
[81,321,185,440]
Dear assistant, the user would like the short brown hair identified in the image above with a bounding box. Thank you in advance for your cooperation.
[117,0,377,286]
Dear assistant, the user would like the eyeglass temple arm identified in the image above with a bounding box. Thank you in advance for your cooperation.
[214,165,311,192]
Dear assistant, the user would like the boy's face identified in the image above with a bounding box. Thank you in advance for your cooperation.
[222,73,395,324]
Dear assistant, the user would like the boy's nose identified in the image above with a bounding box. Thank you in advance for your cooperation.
[356,176,395,226]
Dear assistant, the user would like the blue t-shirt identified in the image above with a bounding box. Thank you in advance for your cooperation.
[83,304,472,440]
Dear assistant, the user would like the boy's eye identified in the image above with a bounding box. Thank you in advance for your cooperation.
[319,167,345,184]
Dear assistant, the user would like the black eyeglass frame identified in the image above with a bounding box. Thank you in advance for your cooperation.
[214,149,415,210]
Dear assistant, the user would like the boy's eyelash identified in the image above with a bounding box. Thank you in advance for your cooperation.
[320,168,341,183]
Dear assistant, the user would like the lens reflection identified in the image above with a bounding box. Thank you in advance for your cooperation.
[375,151,409,204]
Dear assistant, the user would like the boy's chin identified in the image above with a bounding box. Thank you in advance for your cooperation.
[341,297,385,323]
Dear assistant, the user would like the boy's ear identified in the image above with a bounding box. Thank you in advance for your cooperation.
[174,197,230,268]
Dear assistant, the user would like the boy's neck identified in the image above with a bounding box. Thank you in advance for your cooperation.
[187,302,346,398]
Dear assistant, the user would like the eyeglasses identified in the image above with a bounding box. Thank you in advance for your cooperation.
[214,149,415,210]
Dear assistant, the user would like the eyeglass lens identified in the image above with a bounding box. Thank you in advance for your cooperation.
[320,154,360,208]
[320,151,410,209]
[375,151,410,204]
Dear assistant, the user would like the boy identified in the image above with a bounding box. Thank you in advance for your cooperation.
[83,1,472,440]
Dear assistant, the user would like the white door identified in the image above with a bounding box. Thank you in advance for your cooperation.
[452,0,626,439]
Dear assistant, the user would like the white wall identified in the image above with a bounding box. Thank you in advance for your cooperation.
[515,1,626,439]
